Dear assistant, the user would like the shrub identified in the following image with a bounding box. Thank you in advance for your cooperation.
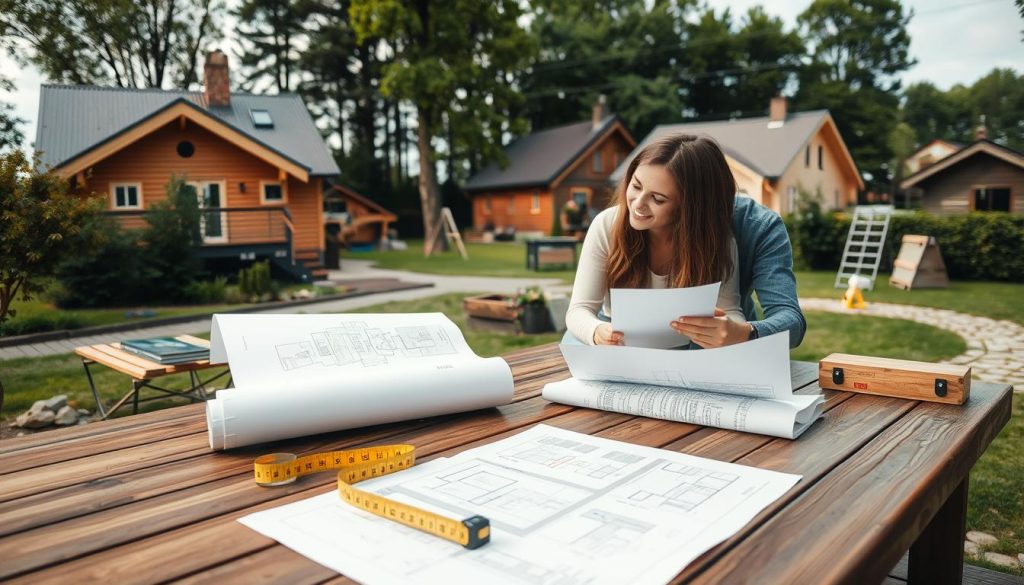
[0,312,85,336]
[183,277,228,305]
[140,176,203,302]
[783,191,850,270]
[238,261,274,302]
[54,215,150,308]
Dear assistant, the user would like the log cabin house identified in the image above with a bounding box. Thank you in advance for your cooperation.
[34,50,340,282]
[463,98,637,236]
[611,97,864,215]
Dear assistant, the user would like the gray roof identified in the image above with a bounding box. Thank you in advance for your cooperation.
[609,110,832,184]
[464,115,620,192]
[35,85,340,176]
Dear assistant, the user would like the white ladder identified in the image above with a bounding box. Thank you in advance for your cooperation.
[834,205,894,291]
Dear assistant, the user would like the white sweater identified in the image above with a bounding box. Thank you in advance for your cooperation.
[565,207,744,345]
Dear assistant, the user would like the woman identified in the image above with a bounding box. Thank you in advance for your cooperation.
[565,133,756,348]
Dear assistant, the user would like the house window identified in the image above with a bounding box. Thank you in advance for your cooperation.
[250,109,274,128]
[592,151,602,172]
[787,186,798,214]
[818,146,823,170]
[805,145,810,168]
[261,182,285,204]
[176,141,195,158]
[484,195,492,214]
[111,183,142,209]
[531,191,541,214]
[974,187,1010,212]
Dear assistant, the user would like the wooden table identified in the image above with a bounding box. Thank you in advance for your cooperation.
[74,335,230,419]
[0,344,1011,584]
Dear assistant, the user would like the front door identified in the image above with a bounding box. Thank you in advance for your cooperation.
[190,181,228,243]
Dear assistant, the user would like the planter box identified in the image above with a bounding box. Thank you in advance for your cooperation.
[463,294,518,322]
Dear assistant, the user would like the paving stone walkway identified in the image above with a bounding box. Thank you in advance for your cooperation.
[801,298,1024,393]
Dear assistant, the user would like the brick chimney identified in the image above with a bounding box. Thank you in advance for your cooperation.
[203,50,231,108]
[592,94,607,130]
[768,95,787,128]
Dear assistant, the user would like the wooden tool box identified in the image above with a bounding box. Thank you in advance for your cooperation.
[819,353,970,405]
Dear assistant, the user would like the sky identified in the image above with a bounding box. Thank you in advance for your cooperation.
[1,0,1022,153]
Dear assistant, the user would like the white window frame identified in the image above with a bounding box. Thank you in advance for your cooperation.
[592,150,602,172]
[787,186,798,214]
[260,181,287,205]
[110,182,143,210]
[188,180,229,244]
[530,191,541,215]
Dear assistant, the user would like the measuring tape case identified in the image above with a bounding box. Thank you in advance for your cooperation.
[818,353,970,405]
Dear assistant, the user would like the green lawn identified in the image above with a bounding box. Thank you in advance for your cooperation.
[343,240,576,282]
[2,297,243,335]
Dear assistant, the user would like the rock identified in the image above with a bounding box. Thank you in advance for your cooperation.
[77,418,90,425]
[964,541,980,557]
[1019,553,1024,565]
[966,530,999,546]
[16,408,55,429]
[77,408,91,416]
[44,394,68,412]
[982,552,1021,569]
[54,405,78,426]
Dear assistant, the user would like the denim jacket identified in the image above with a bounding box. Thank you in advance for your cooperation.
[732,196,806,348]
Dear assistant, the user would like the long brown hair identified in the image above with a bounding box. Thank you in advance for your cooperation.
[606,133,735,289]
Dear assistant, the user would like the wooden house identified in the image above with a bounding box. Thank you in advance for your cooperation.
[904,139,962,175]
[324,183,398,245]
[899,138,1024,214]
[463,99,636,235]
[611,97,863,215]
[34,50,340,281]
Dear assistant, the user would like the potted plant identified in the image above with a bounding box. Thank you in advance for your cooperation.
[517,287,553,334]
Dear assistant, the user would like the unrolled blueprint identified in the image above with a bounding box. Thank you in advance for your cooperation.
[610,283,720,349]
[239,425,801,585]
[206,313,513,449]
[543,378,824,439]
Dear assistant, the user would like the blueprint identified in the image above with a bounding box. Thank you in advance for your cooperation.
[543,378,824,439]
[239,425,802,585]
[206,313,513,449]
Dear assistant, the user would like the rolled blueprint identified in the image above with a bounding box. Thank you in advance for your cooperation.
[205,313,514,450]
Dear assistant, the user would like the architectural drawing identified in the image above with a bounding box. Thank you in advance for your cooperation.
[274,320,457,370]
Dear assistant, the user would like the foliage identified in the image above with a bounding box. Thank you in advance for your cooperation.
[233,0,309,93]
[183,277,228,304]
[141,176,204,302]
[0,312,85,337]
[0,150,101,327]
[795,0,914,188]
[783,191,850,270]
[54,216,149,308]
[238,260,274,302]
[0,76,23,152]
[516,286,546,308]
[0,0,222,88]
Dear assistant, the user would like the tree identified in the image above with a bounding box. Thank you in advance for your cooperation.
[887,121,916,207]
[0,150,100,328]
[731,7,805,116]
[0,75,24,153]
[233,0,310,93]
[350,0,535,254]
[795,0,915,189]
[0,0,222,88]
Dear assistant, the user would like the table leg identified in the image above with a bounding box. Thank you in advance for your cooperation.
[908,477,967,585]
[81,359,106,418]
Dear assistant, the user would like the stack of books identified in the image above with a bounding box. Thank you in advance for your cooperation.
[121,337,210,364]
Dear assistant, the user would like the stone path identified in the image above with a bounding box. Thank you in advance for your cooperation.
[801,298,1024,392]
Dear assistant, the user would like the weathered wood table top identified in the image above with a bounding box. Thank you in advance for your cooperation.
[0,344,1012,584]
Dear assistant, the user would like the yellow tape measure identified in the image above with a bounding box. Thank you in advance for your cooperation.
[253,445,491,549]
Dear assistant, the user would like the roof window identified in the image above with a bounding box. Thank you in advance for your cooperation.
[250,109,274,128]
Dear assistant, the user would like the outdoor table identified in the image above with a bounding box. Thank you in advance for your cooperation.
[525,236,579,271]
[0,344,1011,584]
[73,335,230,419]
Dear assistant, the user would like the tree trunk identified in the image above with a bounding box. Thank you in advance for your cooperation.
[417,104,446,255]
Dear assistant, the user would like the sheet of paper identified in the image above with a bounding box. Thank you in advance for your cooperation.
[559,330,794,400]
[610,283,720,348]
[206,313,513,449]
[543,378,825,439]
[239,425,801,585]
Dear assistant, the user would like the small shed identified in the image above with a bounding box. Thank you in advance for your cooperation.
[324,183,398,245]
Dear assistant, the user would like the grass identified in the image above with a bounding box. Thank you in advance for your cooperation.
[343,239,576,282]
[791,311,967,362]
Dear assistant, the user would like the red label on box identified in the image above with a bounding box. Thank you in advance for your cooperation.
[854,382,868,389]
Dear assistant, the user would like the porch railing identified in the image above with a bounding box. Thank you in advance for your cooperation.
[105,207,294,248]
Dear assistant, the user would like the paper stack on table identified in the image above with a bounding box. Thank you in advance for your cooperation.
[205,313,514,449]
[544,331,824,439]
[239,424,801,585]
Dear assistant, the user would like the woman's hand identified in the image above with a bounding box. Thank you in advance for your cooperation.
[670,308,753,349]
[593,324,624,346]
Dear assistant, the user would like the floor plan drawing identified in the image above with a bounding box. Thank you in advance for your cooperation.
[274,321,457,370]
[239,425,802,585]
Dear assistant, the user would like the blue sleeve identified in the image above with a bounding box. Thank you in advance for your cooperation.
[747,213,806,348]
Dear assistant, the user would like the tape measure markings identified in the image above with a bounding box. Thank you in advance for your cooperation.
[253,445,490,549]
